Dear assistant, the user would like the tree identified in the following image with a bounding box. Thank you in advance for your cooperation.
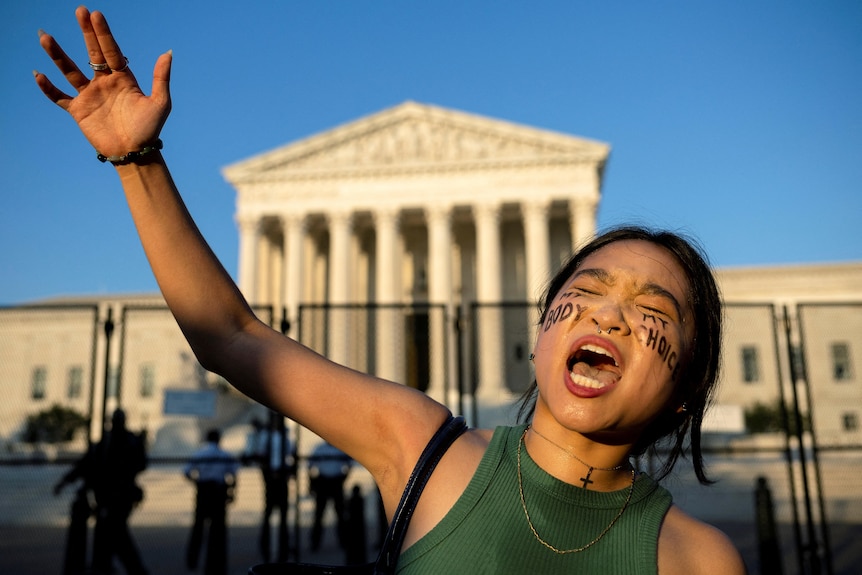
[744,399,810,436]
[744,401,785,434]
[23,404,88,444]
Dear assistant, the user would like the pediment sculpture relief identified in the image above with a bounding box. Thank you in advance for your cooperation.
[278,118,571,172]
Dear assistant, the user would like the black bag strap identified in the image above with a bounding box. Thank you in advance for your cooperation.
[375,414,467,574]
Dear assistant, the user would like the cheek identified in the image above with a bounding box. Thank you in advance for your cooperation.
[634,322,687,383]
[539,301,579,334]
[534,301,582,353]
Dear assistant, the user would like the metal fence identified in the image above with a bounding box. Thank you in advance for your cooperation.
[0,300,859,574]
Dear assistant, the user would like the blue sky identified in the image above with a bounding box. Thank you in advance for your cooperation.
[2,1,860,305]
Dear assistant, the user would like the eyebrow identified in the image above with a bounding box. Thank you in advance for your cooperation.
[639,282,685,319]
[571,267,614,285]
[570,267,685,319]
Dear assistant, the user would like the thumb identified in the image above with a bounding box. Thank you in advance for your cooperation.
[151,50,173,111]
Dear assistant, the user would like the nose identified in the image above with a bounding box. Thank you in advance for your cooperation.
[590,303,631,336]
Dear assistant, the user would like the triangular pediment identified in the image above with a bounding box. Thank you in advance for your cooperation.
[223,101,609,183]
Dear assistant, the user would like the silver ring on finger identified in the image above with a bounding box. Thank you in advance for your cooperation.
[88,61,110,72]
[111,56,130,73]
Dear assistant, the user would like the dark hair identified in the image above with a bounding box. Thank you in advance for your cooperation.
[517,225,723,484]
[206,429,221,444]
[111,408,126,429]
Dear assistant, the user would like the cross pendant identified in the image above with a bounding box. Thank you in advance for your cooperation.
[580,467,595,489]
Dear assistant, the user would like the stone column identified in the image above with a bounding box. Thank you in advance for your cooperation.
[474,202,505,399]
[327,210,353,366]
[373,208,404,384]
[426,204,453,403]
[374,208,400,304]
[258,229,275,308]
[570,196,597,250]
[236,214,261,304]
[523,200,551,303]
[523,200,551,354]
[282,213,306,337]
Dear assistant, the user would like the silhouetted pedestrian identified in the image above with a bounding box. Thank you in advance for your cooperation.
[55,408,148,575]
[308,442,352,551]
[755,476,784,574]
[53,476,92,575]
[244,416,294,562]
[344,485,368,564]
[184,429,239,575]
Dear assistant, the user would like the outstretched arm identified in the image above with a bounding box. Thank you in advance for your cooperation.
[34,8,449,504]
[34,8,268,404]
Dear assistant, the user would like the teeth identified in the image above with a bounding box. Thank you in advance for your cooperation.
[577,344,618,367]
[570,372,607,389]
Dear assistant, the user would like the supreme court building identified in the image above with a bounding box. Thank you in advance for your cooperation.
[3,102,860,457]
[222,101,611,410]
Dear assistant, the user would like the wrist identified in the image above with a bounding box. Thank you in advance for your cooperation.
[97,139,163,165]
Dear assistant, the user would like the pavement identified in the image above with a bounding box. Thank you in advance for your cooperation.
[0,523,375,575]
[2,455,861,574]
[0,464,382,575]
[9,520,862,575]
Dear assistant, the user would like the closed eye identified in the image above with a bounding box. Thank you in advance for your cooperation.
[640,305,668,316]
[639,283,684,320]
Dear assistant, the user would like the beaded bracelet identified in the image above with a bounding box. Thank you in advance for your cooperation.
[97,139,163,165]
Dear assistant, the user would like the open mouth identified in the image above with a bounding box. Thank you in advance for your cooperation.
[567,344,621,390]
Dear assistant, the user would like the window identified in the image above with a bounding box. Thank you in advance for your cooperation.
[842,412,859,432]
[790,345,806,380]
[831,342,853,381]
[741,346,760,383]
[139,364,156,398]
[67,366,84,399]
[106,366,120,399]
[31,366,48,400]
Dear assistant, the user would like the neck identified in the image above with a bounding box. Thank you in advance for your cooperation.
[525,425,634,491]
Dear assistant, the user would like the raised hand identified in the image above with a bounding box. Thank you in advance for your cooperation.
[34,6,172,160]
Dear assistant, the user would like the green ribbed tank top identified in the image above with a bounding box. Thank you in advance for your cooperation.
[396,425,672,574]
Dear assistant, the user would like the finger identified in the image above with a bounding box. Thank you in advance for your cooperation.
[89,10,129,73]
[76,7,109,74]
[38,29,89,92]
[33,70,74,111]
[151,51,173,110]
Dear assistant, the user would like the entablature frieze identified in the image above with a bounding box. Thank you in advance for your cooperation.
[228,155,602,185]
[234,163,601,212]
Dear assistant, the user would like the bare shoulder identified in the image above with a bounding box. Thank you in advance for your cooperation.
[658,505,748,575]
[401,427,493,549]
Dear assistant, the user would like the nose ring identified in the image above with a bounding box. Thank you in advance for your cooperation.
[596,325,618,335]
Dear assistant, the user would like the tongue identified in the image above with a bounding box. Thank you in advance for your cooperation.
[571,361,619,386]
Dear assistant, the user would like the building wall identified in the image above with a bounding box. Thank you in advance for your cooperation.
[3,104,859,455]
[3,264,860,456]
[712,264,862,445]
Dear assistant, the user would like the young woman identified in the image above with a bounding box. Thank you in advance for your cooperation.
[35,8,746,573]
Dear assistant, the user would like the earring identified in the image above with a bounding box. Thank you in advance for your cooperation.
[528,353,535,361]
[679,402,689,414]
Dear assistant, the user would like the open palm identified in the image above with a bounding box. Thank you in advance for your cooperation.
[35,7,171,159]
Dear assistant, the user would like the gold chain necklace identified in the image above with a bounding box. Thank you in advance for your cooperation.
[530,425,628,489]
[517,428,636,554]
